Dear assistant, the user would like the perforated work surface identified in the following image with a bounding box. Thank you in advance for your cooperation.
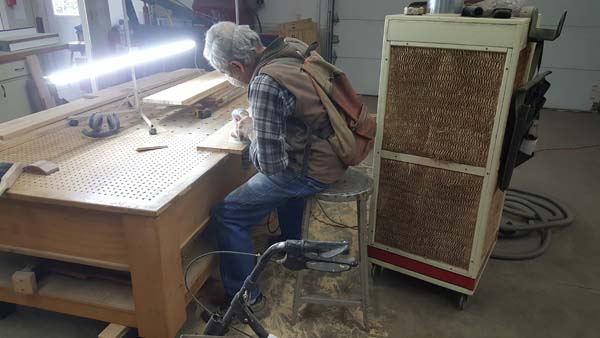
[382,46,506,167]
[0,95,248,214]
[374,159,482,269]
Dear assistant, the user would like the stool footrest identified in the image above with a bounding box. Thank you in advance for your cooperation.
[296,295,362,307]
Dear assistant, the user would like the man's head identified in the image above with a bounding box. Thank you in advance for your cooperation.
[204,22,265,87]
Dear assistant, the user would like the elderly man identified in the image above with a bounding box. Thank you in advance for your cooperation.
[203,21,347,310]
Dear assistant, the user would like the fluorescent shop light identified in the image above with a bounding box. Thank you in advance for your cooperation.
[46,39,196,85]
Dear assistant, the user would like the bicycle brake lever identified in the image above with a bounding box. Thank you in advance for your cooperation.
[306,261,353,273]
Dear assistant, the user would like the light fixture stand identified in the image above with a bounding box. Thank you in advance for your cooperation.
[121,0,157,135]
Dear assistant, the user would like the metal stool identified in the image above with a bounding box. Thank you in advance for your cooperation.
[292,167,373,329]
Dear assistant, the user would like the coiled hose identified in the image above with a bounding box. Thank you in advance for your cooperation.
[492,189,574,260]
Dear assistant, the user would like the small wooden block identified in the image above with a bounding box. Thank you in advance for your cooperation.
[23,160,59,176]
[197,121,249,155]
[12,271,38,295]
[99,323,129,338]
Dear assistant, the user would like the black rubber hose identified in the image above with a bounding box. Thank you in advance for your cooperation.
[492,189,574,260]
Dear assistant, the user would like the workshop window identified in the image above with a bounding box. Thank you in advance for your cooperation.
[52,0,79,16]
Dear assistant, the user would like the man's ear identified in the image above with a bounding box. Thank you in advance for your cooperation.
[230,61,245,75]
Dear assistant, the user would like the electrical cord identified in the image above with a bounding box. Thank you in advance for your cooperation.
[312,200,358,230]
[184,250,260,312]
[492,189,574,260]
[184,250,260,338]
[536,144,600,153]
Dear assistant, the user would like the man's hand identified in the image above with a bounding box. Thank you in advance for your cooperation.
[231,108,255,142]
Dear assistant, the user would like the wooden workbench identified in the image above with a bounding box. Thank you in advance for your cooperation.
[0,76,253,338]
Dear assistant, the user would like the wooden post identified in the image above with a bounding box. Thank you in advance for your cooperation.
[98,323,129,338]
[25,55,56,110]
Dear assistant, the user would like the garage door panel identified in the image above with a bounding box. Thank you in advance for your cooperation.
[336,20,384,59]
[336,57,381,96]
[543,27,600,70]
[530,0,599,26]
[541,68,600,111]
[337,0,407,20]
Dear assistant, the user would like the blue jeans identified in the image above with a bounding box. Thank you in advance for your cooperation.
[211,169,328,299]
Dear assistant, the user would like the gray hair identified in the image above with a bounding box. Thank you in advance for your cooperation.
[203,22,264,73]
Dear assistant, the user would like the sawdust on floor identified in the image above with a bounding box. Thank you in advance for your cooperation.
[181,162,390,338]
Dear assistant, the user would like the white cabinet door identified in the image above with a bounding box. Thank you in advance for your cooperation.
[0,76,33,123]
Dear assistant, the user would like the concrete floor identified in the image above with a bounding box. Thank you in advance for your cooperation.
[1,108,599,338]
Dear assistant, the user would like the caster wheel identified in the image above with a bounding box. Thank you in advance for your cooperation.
[457,294,470,310]
[370,263,383,279]
[149,127,157,135]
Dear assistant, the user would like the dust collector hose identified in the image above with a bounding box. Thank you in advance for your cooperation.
[492,189,574,260]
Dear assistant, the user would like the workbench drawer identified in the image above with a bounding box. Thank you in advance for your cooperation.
[0,60,29,81]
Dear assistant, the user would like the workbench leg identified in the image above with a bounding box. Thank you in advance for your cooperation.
[0,301,16,320]
[124,216,186,338]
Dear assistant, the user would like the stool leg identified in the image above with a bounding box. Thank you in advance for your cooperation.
[357,198,370,330]
[292,198,313,323]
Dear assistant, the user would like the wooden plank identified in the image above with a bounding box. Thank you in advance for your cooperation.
[98,323,129,338]
[26,55,56,110]
[0,163,22,196]
[196,121,248,155]
[0,68,202,141]
[143,71,229,106]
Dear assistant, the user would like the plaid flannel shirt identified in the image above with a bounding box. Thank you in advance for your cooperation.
[247,74,296,176]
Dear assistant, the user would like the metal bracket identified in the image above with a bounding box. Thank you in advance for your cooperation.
[528,8,567,42]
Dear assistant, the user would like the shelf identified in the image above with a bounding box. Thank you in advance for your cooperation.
[0,252,136,326]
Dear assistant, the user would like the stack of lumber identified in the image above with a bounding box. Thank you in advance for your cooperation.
[0,68,202,142]
[143,71,229,106]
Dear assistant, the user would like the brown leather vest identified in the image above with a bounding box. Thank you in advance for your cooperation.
[251,38,347,184]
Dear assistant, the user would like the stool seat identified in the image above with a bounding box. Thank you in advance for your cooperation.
[316,167,373,202]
